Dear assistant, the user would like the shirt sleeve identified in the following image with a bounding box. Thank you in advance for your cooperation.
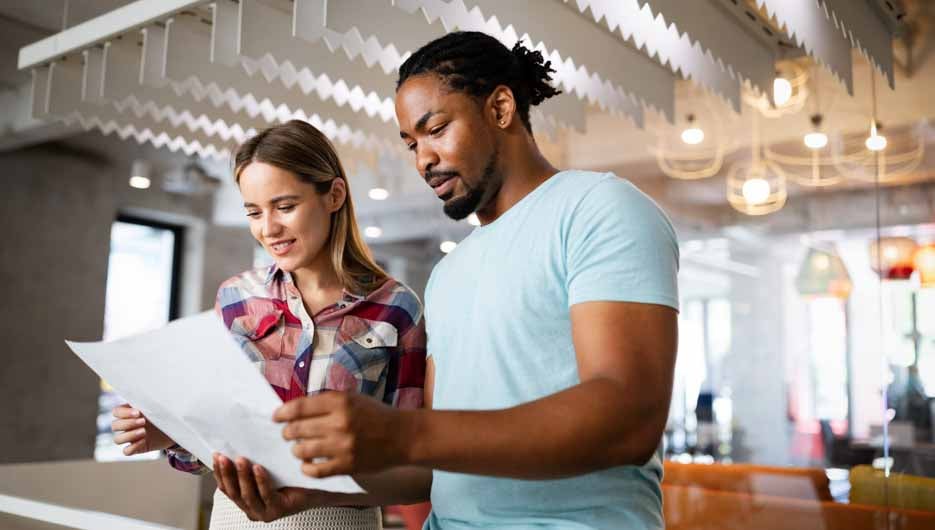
[389,292,427,410]
[565,175,680,311]
[166,445,211,475]
[163,286,230,475]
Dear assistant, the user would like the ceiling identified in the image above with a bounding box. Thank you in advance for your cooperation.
[2,0,934,249]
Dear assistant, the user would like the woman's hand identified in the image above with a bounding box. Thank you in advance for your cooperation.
[111,404,175,455]
[213,454,313,523]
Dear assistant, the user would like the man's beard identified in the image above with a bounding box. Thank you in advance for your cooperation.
[442,148,501,221]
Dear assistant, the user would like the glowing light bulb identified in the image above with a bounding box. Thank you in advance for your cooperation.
[364,226,383,238]
[812,253,830,271]
[865,122,887,151]
[466,213,481,226]
[129,175,151,189]
[681,127,705,145]
[804,132,828,150]
[773,77,793,106]
[368,187,389,200]
[742,178,771,205]
[440,240,457,253]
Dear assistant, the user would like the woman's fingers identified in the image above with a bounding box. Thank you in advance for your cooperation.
[123,438,146,456]
[112,404,141,419]
[111,418,145,432]
[113,428,145,445]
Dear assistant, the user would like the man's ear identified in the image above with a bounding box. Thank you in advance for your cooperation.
[487,85,517,129]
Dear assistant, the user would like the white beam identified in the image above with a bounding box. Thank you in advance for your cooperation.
[0,493,182,530]
[17,0,207,70]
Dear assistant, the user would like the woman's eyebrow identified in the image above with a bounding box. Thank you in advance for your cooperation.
[242,194,301,208]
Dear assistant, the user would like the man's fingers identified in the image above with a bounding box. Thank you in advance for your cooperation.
[235,458,265,515]
[291,438,339,461]
[281,417,333,441]
[217,456,243,502]
[113,428,145,445]
[273,393,346,423]
[300,457,347,479]
[212,455,225,496]
[253,465,276,506]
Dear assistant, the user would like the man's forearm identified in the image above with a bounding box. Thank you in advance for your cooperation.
[399,378,667,480]
[306,466,431,508]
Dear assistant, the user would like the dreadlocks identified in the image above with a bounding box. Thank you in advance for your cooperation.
[397,31,562,133]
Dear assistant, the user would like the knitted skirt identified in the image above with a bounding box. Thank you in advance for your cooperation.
[209,489,382,530]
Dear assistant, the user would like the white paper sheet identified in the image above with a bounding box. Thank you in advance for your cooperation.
[66,311,364,494]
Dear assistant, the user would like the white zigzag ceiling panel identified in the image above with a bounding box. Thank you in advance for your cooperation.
[752,0,898,93]
[630,0,778,101]
[559,0,743,111]
[15,0,898,166]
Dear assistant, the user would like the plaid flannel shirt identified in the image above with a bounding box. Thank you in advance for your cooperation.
[166,265,426,473]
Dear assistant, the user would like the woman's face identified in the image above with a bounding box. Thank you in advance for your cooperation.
[238,161,342,273]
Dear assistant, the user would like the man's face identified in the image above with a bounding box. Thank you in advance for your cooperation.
[396,74,502,220]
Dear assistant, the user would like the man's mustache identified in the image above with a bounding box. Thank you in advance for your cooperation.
[424,170,459,182]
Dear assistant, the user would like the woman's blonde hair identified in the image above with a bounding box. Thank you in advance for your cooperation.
[234,120,388,295]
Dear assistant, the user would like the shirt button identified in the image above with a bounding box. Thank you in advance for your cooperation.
[366,338,373,344]
[299,361,305,368]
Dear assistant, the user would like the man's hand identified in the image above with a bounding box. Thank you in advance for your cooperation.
[273,392,409,478]
[212,454,312,523]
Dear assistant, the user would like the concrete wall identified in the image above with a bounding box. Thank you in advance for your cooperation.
[0,136,254,464]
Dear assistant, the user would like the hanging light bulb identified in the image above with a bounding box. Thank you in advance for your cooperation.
[869,237,918,279]
[364,226,383,238]
[368,187,389,200]
[440,240,457,253]
[466,213,481,226]
[773,76,793,106]
[129,160,151,189]
[795,246,853,299]
[804,114,828,149]
[741,178,771,205]
[865,120,887,152]
[915,244,935,287]
[680,114,704,145]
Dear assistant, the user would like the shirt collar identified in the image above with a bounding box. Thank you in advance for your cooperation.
[264,263,368,303]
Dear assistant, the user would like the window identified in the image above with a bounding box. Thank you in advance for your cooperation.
[669,298,732,460]
[94,216,183,462]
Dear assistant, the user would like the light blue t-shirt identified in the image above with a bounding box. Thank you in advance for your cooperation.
[423,170,679,530]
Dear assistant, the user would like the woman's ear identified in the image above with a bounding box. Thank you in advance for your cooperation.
[327,178,347,213]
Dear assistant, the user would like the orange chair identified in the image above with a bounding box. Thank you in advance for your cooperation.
[387,502,431,530]
[663,461,834,502]
[849,465,935,512]
[663,484,935,530]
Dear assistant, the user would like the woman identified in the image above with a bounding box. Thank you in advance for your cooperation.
[111,120,428,529]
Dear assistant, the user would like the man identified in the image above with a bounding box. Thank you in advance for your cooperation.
[219,31,679,529]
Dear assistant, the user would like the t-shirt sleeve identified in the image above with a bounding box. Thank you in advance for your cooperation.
[565,175,679,310]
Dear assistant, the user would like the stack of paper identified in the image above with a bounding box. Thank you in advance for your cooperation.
[66,311,362,494]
